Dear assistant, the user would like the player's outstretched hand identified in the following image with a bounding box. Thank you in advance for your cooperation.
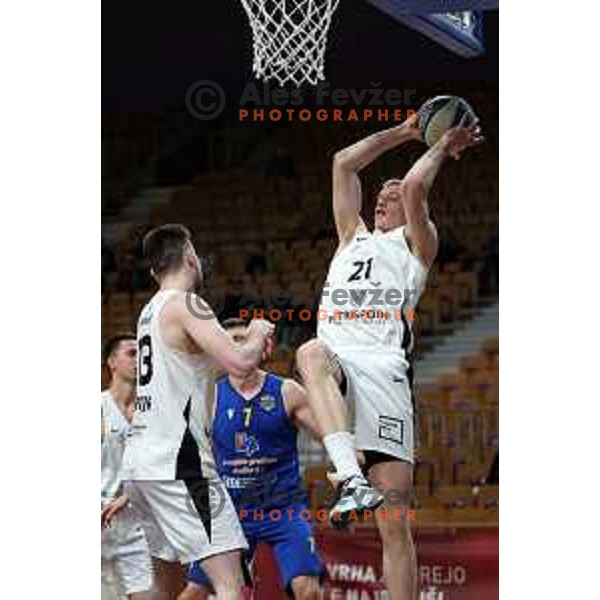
[101,494,129,529]
[441,113,484,160]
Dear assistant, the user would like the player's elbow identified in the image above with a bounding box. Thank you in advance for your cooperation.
[402,175,425,199]
[402,176,426,211]
[333,150,355,171]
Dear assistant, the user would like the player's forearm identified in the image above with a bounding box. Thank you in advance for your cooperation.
[403,138,450,197]
[205,332,264,378]
[334,122,418,173]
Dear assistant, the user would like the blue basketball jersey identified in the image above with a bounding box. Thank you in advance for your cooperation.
[212,372,307,511]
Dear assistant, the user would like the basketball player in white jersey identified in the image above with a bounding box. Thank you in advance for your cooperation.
[101,333,153,599]
[120,224,274,600]
[296,111,482,599]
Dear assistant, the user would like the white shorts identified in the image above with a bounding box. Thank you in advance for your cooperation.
[333,348,415,463]
[126,478,247,565]
[101,511,153,596]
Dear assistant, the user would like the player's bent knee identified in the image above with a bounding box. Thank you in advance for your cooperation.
[210,583,240,600]
[296,339,330,379]
[211,577,241,594]
[177,583,209,600]
[380,516,413,548]
[209,569,243,596]
[129,592,153,600]
[291,576,321,600]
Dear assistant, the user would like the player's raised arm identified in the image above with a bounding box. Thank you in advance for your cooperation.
[175,295,274,378]
[402,116,483,268]
[283,379,323,440]
[333,117,421,244]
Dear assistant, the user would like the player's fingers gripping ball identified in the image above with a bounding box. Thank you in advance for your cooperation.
[418,95,477,147]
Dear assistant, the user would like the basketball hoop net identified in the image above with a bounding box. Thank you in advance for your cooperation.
[239,0,341,87]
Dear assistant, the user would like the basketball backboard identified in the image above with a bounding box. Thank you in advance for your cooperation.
[367,0,498,57]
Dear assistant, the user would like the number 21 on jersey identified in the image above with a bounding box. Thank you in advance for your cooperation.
[348,257,374,281]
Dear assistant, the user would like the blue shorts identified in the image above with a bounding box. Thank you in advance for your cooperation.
[188,507,324,595]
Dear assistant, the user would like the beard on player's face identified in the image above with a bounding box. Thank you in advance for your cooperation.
[191,266,203,292]
[123,364,137,384]
[183,251,203,292]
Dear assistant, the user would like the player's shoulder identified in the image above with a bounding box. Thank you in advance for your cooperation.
[335,219,373,253]
[382,222,436,246]
[354,218,371,238]
[160,289,188,308]
[100,389,114,412]
[281,378,307,404]
[261,370,288,394]
[163,291,215,325]
[156,289,198,324]
[403,218,438,242]
[279,377,304,418]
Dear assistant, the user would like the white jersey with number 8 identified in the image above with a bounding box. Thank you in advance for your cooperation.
[121,289,216,481]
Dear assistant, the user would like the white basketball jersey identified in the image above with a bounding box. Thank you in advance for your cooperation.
[121,289,216,481]
[317,225,427,363]
[101,390,130,506]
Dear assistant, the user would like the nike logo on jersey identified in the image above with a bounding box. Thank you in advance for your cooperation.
[227,408,235,420]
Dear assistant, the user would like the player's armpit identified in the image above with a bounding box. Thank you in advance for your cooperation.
[283,379,323,440]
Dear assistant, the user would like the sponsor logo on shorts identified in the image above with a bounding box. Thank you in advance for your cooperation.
[378,416,405,446]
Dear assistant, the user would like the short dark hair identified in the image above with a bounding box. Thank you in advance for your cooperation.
[103,332,136,364]
[221,318,248,331]
[143,224,192,278]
